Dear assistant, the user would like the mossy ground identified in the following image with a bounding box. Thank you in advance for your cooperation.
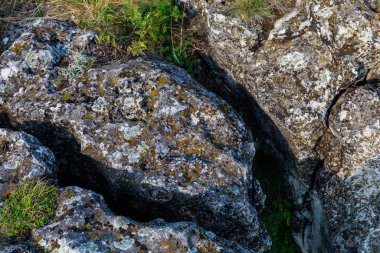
[253,149,301,253]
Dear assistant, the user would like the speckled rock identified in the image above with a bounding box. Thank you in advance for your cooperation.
[182,0,380,181]
[33,186,249,253]
[0,128,56,206]
[181,0,380,252]
[316,84,380,253]
[0,19,269,252]
[0,242,40,253]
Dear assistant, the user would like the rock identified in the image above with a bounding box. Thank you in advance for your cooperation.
[0,19,269,251]
[0,241,40,253]
[183,0,379,181]
[316,84,380,253]
[0,128,56,205]
[180,0,380,252]
[33,186,250,253]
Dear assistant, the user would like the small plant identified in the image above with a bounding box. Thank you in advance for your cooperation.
[0,179,58,238]
[59,50,95,81]
[45,0,199,74]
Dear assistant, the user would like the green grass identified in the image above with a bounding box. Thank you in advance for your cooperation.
[254,150,301,253]
[46,0,200,74]
[1,0,200,75]
[0,179,58,238]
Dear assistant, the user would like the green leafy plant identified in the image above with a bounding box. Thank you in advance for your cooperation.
[46,0,199,73]
[0,179,58,238]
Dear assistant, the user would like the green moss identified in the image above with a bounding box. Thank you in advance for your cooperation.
[0,179,58,238]
[254,150,301,253]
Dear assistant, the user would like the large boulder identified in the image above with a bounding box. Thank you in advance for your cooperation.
[33,186,249,253]
[316,84,380,253]
[179,0,380,252]
[0,19,269,252]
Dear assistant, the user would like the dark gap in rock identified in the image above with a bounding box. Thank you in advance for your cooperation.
[0,113,253,246]
[0,113,14,130]
[0,115,157,222]
[193,55,321,252]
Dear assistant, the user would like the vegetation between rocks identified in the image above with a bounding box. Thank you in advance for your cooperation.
[254,150,301,253]
[1,0,200,74]
[0,179,58,238]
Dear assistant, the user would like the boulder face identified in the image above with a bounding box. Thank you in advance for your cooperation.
[316,84,380,253]
[180,0,380,252]
[0,129,56,206]
[33,186,250,253]
[182,0,379,180]
[0,19,270,252]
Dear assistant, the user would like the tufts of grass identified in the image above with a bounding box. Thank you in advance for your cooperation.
[0,179,58,238]
[230,0,294,24]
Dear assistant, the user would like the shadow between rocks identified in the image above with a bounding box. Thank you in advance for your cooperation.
[193,55,329,252]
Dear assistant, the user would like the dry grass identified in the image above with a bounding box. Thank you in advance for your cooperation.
[229,0,295,24]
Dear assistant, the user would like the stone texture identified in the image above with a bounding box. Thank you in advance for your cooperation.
[33,186,250,253]
[182,0,380,181]
[0,128,56,206]
[0,19,269,252]
[180,0,380,252]
[316,84,380,253]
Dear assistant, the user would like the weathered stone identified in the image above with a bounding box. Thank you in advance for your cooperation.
[33,186,250,253]
[0,241,40,253]
[183,0,379,180]
[0,128,56,205]
[316,84,380,253]
[0,19,269,251]
[180,0,380,252]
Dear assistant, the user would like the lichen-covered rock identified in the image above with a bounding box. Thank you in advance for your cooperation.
[316,84,380,253]
[181,0,380,252]
[182,0,380,181]
[0,19,269,251]
[0,128,56,205]
[33,186,249,253]
[0,241,40,253]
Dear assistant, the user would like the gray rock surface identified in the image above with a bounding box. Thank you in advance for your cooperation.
[0,19,269,252]
[33,186,250,253]
[0,128,56,206]
[317,84,380,253]
[180,0,380,252]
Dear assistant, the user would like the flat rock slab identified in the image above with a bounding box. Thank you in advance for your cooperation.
[0,19,269,252]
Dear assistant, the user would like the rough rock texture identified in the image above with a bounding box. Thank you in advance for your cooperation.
[179,0,380,252]
[0,128,56,206]
[0,19,269,251]
[316,84,380,253]
[182,0,379,180]
[33,186,249,253]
